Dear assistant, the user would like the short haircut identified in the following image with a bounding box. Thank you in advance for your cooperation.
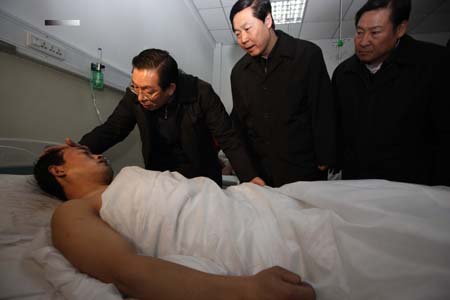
[131,48,178,91]
[230,0,275,31]
[355,0,411,29]
[33,148,67,201]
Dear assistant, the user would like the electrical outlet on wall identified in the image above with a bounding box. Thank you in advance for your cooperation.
[26,32,65,60]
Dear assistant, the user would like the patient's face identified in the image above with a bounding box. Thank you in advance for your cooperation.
[61,147,113,184]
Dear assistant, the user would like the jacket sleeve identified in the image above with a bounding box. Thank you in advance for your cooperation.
[197,81,259,182]
[430,49,450,186]
[308,46,337,167]
[79,90,137,154]
[230,68,250,142]
[331,66,343,171]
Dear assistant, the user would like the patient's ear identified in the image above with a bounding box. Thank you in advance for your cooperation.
[48,165,66,178]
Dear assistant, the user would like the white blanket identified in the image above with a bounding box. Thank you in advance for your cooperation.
[30,166,450,300]
[100,167,450,300]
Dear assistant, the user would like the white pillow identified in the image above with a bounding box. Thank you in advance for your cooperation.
[0,174,61,236]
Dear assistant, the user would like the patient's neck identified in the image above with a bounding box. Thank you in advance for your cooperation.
[64,183,108,201]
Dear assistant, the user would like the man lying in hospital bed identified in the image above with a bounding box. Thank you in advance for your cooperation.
[34,145,314,300]
[32,145,450,300]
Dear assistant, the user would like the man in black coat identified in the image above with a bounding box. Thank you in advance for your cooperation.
[332,0,450,186]
[229,0,336,187]
[79,49,263,186]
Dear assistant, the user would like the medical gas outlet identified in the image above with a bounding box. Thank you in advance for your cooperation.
[26,32,65,60]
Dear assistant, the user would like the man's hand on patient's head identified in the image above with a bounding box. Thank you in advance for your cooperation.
[40,138,86,157]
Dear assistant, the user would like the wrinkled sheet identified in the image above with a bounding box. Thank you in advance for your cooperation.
[0,174,62,300]
[99,167,450,300]
[4,168,450,300]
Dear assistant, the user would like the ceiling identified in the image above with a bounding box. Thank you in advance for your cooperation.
[192,0,450,44]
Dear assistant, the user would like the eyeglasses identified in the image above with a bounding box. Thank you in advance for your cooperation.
[128,82,160,100]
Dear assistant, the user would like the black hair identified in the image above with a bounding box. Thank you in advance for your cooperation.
[355,0,411,29]
[131,48,178,91]
[230,0,275,31]
[33,148,67,201]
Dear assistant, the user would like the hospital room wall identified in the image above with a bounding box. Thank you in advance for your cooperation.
[0,0,216,82]
[0,51,144,173]
[212,32,450,113]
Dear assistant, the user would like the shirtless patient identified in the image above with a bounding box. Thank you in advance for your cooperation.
[34,145,315,300]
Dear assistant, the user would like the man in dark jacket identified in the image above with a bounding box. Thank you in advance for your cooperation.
[229,0,336,187]
[332,0,450,186]
[79,49,263,186]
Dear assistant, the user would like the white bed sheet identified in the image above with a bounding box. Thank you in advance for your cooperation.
[98,167,450,300]
[0,174,63,299]
[1,171,450,300]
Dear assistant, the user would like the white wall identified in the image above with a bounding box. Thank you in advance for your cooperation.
[213,44,245,113]
[0,0,215,82]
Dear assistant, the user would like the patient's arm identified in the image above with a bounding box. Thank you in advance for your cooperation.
[51,197,314,300]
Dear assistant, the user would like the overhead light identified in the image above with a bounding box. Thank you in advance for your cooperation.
[271,0,307,25]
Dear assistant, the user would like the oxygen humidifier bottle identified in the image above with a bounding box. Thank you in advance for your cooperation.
[91,62,104,90]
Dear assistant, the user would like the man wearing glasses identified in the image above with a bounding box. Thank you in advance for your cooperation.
[79,48,264,186]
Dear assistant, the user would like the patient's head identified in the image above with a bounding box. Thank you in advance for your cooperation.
[34,146,113,200]
[34,148,67,200]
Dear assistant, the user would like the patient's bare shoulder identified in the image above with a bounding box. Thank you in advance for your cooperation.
[52,189,104,224]
[52,196,99,225]
[51,196,100,249]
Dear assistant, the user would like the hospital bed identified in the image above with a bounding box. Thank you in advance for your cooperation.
[1,138,450,300]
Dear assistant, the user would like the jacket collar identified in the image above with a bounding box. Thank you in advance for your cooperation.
[342,34,416,74]
[240,30,296,70]
[384,34,416,65]
[174,70,198,104]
